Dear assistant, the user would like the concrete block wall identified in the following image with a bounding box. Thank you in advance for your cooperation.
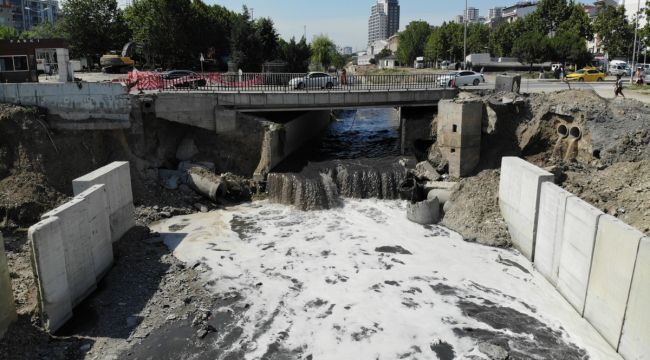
[0,233,17,338]
[498,157,553,260]
[29,162,134,333]
[73,162,135,243]
[437,99,483,178]
[501,157,650,359]
[0,82,130,130]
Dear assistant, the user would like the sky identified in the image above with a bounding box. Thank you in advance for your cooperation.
[116,0,602,51]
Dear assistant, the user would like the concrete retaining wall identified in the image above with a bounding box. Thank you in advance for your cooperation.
[556,197,603,315]
[498,157,553,260]
[500,157,650,360]
[0,233,17,338]
[29,162,134,332]
[0,82,130,130]
[584,216,643,349]
[73,162,135,243]
[533,182,574,286]
[619,237,650,358]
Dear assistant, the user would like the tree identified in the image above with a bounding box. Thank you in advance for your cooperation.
[512,31,551,69]
[256,17,279,62]
[310,34,337,70]
[61,0,130,58]
[375,48,392,60]
[0,25,17,40]
[20,22,66,39]
[558,2,594,40]
[550,31,592,66]
[466,23,491,54]
[396,21,431,65]
[424,27,443,63]
[278,36,311,72]
[593,5,635,58]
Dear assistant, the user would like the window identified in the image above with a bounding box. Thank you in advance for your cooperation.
[0,55,30,72]
[0,57,12,72]
[13,56,28,71]
[588,70,598,74]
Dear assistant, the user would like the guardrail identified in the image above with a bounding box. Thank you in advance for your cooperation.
[127,71,455,93]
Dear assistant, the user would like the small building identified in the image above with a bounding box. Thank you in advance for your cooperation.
[0,38,68,83]
[378,55,398,69]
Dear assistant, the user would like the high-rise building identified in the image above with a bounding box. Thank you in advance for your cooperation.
[488,7,504,21]
[465,7,480,22]
[619,0,647,27]
[368,0,400,46]
[8,0,59,33]
[453,15,464,24]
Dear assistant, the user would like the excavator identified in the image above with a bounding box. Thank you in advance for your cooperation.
[100,42,141,74]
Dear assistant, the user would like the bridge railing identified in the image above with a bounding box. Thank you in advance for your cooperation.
[157,72,455,92]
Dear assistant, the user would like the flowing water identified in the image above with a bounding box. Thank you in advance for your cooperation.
[130,109,620,359]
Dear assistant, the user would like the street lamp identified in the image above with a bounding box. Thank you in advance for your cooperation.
[463,0,468,70]
[630,0,640,84]
[24,6,50,30]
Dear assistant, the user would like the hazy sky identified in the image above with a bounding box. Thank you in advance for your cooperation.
[117,0,598,51]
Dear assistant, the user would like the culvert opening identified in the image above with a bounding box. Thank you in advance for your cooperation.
[593,149,601,159]
[557,124,568,138]
[569,126,582,139]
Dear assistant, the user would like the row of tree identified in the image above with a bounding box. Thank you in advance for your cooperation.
[396,0,648,69]
[0,0,350,72]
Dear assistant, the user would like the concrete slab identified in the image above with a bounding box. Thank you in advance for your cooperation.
[619,237,650,359]
[28,217,73,332]
[584,215,643,349]
[75,185,114,280]
[73,162,135,242]
[498,157,554,260]
[534,183,574,286]
[556,197,603,315]
[0,232,17,338]
[42,198,97,306]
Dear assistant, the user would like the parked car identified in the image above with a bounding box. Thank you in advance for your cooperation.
[608,63,630,77]
[289,72,338,89]
[162,70,207,88]
[438,71,485,87]
[565,67,606,82]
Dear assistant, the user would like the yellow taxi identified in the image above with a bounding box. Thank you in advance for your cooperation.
[565,67,606,82]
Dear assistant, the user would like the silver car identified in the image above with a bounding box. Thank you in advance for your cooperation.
[289,72,338,90]
[438,71,485,87]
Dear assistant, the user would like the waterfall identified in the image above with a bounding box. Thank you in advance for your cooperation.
[267,158,408,210]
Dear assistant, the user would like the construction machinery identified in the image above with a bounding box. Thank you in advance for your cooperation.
[100,42,139,74]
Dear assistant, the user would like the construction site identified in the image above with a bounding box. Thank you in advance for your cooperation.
[0,73,649,360]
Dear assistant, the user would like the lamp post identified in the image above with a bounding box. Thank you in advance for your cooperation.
[630,0,640,84]
[463,0,468,70]
[24,6,50,30]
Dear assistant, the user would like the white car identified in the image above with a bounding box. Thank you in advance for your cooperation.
[289,72,338,89]
[438,71,485,87]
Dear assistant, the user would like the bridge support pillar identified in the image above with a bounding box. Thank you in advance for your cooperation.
[400,106,437,158]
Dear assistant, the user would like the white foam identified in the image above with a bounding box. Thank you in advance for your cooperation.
[151,199,620,360]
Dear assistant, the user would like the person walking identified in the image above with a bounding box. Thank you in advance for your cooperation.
[539,66,545,79]
[615,74,625,98]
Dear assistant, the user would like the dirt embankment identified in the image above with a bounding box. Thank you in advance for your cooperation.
[440,90,650,246]
[0,104,257,360]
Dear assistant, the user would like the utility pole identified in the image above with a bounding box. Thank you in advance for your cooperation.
[630,0,640,84]
[463,0,468,70]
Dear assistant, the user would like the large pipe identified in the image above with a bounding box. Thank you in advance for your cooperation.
[187,169,226,201]
[569,126,582,140]
[557,124,569,138]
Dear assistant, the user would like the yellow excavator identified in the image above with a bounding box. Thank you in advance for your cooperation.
[100,42,139,74]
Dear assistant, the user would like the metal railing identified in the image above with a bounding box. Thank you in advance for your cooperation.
[150,72,455,93]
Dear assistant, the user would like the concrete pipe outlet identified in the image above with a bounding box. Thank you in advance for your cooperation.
[557,124,569,138]
[569,126,582,139]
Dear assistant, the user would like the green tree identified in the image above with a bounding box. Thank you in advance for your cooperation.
[61,0,130,58]
[278,36,311,72]
[593,5,635,58]
[424,27,443,63]
[466,23,491,54]
[375,48,392,60]
[558,2,594,40]
[256,17,279,62]
[550,31,593,66]
[20,22,66,39]
[310,34,337,70]
[0,25,17,40]
[396,21,431,65]
[229,6,265,71]
[512,31,551,69]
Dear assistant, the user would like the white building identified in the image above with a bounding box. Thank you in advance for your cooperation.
[453,15,464,24]
[488,7,504,21]
[465,7,480,22]
[502,1,538,23]
[368,0,400,46]
[619,0,647,27]
[341,47,353,55]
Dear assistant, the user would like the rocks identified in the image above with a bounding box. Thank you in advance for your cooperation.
[427,189,452,205]
[415,161,441,181]
[194,203,209,213]
[406,198,440,225]
[478,342,509,360]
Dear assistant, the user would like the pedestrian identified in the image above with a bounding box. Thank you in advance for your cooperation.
[560,65,565,80]
[539,66,544,80]
[480,66,484,74]
[615,74,625,98]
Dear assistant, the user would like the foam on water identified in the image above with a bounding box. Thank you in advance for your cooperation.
[152,200,621,360]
